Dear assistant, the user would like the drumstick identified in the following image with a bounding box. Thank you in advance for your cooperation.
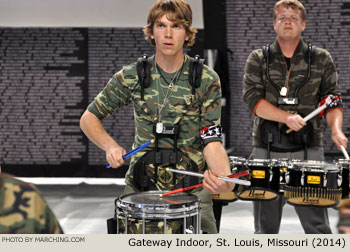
[286,103,327,134]
[166,168,251,186]
[340,145,350,160]
[106,140,154,168]
[160,170,249,197]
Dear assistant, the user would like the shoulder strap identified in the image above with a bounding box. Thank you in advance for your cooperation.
[136,54,152,101]
[137,54,204,99]
[306,42,316,64]
[188,55,205,95]
[262,44,271,62]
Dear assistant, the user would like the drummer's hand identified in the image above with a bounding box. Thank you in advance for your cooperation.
[332,129,348,150]
[203,170,235,194]
[285,114,306,132]
[106,144,127,168]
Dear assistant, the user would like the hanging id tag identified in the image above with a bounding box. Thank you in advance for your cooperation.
[280,87,287,96]
[156,122,163,134]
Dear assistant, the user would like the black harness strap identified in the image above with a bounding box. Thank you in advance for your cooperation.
[134,54,204,191]
[137,54,205,100]
[262,43,315,99]
[189,55,205,95]
[136,54,152,101]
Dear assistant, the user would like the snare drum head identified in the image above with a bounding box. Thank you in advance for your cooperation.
[116,191,200,234]
[117,191,200,219]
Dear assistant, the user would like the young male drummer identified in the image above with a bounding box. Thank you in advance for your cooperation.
[80,0,234,234]
[243,0,347,233]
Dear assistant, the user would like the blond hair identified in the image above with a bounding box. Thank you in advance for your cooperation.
[274,0,306,21]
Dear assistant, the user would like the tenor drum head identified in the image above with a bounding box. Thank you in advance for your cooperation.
[229,156,246,165]
[246,159,270,167]
[290,160,339,172]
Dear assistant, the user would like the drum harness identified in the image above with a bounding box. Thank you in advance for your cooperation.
[260,43,316,160]
[134,54,205,191]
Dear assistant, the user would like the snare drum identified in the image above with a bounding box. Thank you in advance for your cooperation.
[284,160,342,207]
[337,159,350,199]
[235,159,280,201]
[115,191,200,234]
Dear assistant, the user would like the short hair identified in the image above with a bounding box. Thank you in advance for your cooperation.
[274,0,306,21]
[143,0,197,47]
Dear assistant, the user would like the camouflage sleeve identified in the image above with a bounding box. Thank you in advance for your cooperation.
[200,65,223,146]
[88,67,133,120]
[242,50,265,114]
[30,184,64,234]
[0,175,64,234]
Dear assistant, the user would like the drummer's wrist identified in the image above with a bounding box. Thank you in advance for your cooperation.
[209,169,230,178]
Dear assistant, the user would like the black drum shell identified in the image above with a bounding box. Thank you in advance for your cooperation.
[337,159,350,199]
[286,167,340,189]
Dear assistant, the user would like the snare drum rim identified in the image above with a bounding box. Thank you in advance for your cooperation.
[116,191,200,219]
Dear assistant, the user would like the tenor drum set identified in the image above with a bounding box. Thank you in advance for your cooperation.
[230,156,350,208]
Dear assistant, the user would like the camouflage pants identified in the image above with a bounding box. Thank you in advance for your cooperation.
[122,184,217,234]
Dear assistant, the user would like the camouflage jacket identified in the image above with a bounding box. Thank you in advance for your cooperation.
[243,38,341,148]
[88,54,222,190]
[0,173,63,234]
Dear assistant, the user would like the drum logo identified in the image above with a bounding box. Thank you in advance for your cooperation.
[307,176,321,184]
[252,170,266,179]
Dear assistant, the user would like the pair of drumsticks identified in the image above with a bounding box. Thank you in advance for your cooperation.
[160,169,249,197]
[105,139,250,196]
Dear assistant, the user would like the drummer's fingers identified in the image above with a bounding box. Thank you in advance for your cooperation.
[202,182,215,194]
[203,171,218,193]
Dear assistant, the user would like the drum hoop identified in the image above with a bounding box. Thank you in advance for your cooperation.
[289,160,338,171]
[246,159,271,167]
[229,156,247,165]
[116,191,200,218]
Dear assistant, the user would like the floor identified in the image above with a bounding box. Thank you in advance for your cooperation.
[27,178,339,234]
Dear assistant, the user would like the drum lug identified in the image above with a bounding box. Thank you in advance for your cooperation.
[323,170,328,187]
[269,168,273,182]
[323,175,327,187]
[337,174,342,187]
[285,171,290,184]
[301,169,305,186]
